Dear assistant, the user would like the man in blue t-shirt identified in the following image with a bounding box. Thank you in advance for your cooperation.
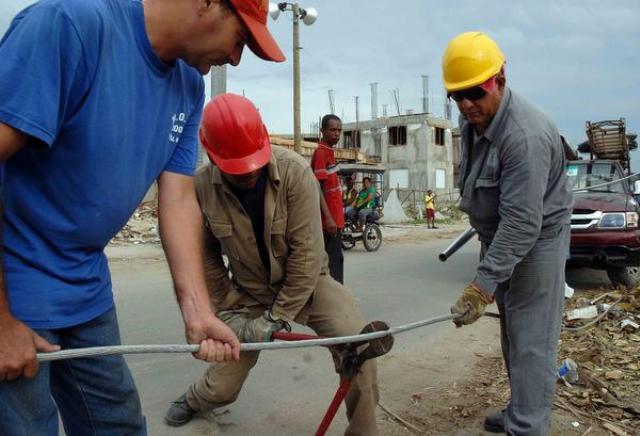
[0,0,285,434]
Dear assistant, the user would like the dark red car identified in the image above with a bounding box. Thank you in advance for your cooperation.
[567,160,640,288]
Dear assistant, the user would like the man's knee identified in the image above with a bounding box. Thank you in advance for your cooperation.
[190,352,259,407]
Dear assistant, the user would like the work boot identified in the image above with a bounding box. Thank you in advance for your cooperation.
[483,409,505,433]
[165,393,197,427]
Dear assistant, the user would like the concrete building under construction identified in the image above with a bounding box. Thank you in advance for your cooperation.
[339,113,457,194]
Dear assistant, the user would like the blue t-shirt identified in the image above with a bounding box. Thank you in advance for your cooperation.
[0,0,204,329]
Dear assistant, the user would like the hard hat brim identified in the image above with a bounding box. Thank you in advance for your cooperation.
[210,137,272,175]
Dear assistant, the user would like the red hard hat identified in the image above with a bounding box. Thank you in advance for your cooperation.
[199,93,272,175]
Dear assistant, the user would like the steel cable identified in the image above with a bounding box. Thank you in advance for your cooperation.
[37,314,457,362]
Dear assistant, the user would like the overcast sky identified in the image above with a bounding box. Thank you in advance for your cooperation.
[2,1,638,153]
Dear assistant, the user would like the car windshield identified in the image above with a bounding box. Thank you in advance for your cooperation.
[566,162,626,194]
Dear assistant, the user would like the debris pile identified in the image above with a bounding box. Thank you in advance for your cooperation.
[111,202,160,245]
[556,287,640,433]
[431,287,639,434]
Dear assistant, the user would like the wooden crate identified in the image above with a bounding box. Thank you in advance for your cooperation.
[586,119,628,164]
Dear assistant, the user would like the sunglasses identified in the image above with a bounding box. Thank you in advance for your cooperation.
[447,75,497,102]
[447,86,487,102]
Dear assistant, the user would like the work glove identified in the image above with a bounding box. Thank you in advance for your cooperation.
[450,283,494,327]
[241,311,290,342]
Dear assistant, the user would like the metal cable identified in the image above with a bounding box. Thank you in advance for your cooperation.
[37,314,456,362]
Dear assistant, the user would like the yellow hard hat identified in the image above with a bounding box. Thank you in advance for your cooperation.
[442,32,505,92]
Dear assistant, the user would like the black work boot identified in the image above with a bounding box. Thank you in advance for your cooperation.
[165,393,197,427]
[483,409,505,433]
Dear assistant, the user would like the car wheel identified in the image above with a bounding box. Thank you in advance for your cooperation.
[363,223,382,252]
[606,265,640,289]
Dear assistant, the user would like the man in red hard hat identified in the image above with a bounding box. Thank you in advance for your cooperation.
[165,94,379,435]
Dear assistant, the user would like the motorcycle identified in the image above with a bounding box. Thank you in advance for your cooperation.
[340,207,383,252]
[337,162,386,253]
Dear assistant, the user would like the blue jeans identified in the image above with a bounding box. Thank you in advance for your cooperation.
[0,308,146,436]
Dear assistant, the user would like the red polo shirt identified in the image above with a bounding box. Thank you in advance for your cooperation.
[311,142,345,230]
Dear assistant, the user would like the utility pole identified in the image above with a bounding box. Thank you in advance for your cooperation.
[210,65,227,100]
[292,3,302,154]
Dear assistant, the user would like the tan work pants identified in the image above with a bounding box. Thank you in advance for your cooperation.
[186,275,379,436]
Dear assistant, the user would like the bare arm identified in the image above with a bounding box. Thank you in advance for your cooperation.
[0,123,59,381]
[157,170,240,361]
[317,180,337,235]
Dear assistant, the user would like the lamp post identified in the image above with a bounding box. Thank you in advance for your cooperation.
[269,2,318,154]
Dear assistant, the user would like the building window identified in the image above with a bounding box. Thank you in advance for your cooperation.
[388,126,407,145]
[435,169,446,189]
[343,130,361,148]
[389,169,409,189]
[435,127,445,146]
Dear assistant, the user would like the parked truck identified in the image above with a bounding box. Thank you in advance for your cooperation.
[566,119,640,288]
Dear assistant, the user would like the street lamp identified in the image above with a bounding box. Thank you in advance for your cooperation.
[269,2,318,154]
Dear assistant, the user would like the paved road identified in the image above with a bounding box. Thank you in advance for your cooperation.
[105,237,477,435]
[106,237,605,435]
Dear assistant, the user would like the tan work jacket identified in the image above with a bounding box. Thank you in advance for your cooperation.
[195,146,328,323]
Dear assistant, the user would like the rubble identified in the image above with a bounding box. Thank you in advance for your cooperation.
[417,285,640,434]
[557,286,640,432]
[111,202,160,245]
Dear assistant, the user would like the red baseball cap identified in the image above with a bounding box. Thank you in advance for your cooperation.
[229,0,286,63]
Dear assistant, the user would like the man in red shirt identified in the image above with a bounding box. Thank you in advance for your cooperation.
[311,114,345,283]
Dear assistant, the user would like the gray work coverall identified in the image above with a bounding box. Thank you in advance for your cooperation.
[188,146,378,436]
[459,88,573,435]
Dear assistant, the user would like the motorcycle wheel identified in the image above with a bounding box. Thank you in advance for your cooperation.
[341,226,356,250]
[341,237,356,250]
[363,223,382,252]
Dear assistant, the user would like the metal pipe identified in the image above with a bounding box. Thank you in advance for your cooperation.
[438,227,477,262]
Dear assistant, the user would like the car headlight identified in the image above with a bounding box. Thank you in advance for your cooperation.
[598,213,626,228]
[626,212,639,228]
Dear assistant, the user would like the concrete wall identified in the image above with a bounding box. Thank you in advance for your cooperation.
[341,114,455,195]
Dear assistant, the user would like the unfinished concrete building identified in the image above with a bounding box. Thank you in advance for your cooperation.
[339,113,457,195]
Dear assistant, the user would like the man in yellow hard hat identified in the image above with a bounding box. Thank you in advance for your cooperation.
[443,32,573,435]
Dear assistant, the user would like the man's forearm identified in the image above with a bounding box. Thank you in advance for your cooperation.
[158,175,214,321]
[317,181,333,219]
[272,168,324,321]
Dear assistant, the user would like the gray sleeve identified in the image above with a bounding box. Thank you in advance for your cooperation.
[473,134,551,294]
